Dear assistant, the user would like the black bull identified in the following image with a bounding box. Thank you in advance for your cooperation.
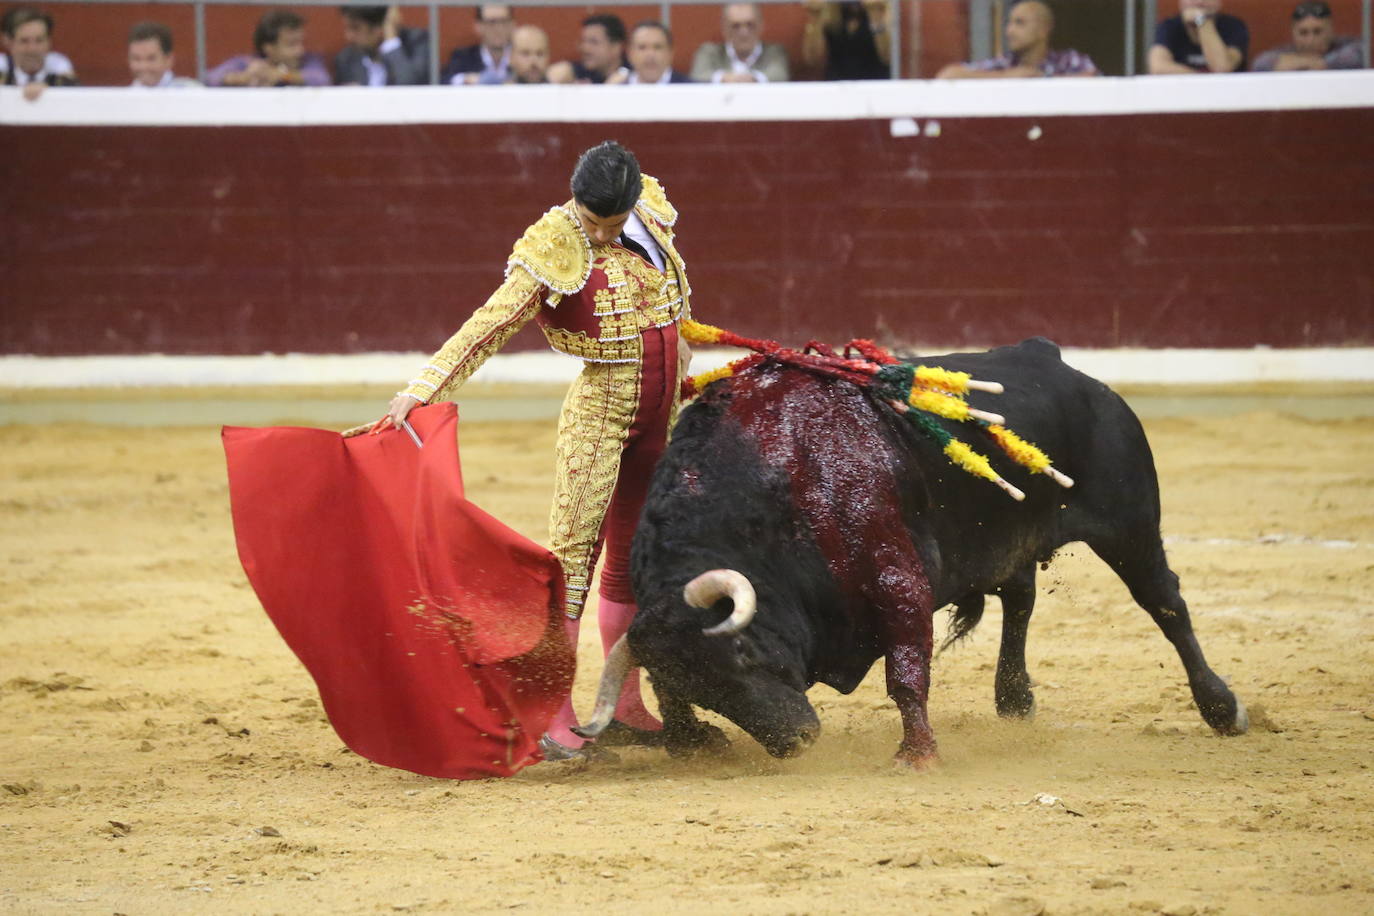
[577,337,1248,766]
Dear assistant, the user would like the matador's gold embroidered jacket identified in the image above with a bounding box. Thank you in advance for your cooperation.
[401,176,691,618]
[402,175,690,404]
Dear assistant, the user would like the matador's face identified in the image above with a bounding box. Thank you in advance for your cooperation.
[575,202,633,246]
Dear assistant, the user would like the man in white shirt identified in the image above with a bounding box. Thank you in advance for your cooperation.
[128,22,201,88]
[689,3,790,84]
[610,21,692,84]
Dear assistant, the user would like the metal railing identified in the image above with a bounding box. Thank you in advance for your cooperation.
[69,0,1374,84]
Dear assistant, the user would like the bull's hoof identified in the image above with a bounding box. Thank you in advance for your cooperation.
[1194,679,1249,736]
[995,692,1036,720]
[1210,697,1249,737]
[664,723,731,758]
[995,672,1036,719]
[893,750,939,771]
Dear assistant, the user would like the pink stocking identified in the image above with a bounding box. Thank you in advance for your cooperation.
[543,615,585,748]
[597,598,662,731]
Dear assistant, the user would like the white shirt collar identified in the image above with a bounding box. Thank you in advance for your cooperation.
[480,44,511,76]
[627,68,672,85]
[726,42,763,71]
[130,70,175,89]
[622,210,667,273]
[361,53,387,87]
[12,64,47,86]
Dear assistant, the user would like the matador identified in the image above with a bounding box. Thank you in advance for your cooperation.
[377,142,690,760]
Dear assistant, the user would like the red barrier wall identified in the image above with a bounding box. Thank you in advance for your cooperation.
[4,107,1371,356]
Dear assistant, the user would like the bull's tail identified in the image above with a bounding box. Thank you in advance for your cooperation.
[938,593,986,654]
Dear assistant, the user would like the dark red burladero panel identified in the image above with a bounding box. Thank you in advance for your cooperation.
[4,110,1371,355]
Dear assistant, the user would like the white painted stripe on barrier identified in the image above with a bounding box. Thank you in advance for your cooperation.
[3,72,1373,128]
[2,348,1372,389]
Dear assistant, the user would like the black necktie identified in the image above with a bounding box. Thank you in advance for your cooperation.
[619,233,655,265]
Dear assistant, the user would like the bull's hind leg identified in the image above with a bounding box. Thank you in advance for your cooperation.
[1090,537,1248,735]
[993,565,1038,719]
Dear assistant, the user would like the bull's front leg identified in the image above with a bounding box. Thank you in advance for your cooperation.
[654,686,731,758]
[878,576,938,768]
[885,641,937,768]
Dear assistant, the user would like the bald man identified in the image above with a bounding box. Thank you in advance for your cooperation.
[508,24,549,83]
[937,0,1098,78]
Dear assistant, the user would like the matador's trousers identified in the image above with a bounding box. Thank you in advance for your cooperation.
[548,324,680,619]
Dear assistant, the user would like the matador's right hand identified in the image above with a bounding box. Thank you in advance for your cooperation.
[373,392,422,433]
[341,393,421,438]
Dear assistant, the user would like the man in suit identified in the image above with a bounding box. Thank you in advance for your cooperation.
[547,14,627,84]
[335,5,430,86]
[610,21,692,84]
[1,6,77,102]
[441,3,514,85]
[690,3,790,83]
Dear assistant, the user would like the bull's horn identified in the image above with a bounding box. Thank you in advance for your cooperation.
[687,569,758,636]
[570,635,635,740]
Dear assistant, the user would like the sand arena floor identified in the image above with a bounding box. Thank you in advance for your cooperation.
[2,384,1373,915]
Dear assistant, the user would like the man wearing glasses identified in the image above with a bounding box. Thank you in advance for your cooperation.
[442,3,515,85]
[1253,2,1366,71]
[1148,0,1249,73]
[689,2,791,83]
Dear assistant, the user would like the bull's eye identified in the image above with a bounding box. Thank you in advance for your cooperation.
[734,638,762,670]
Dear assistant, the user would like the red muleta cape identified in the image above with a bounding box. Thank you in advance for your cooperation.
[222,403,573,779]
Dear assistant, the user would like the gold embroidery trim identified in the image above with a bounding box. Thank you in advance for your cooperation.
[548,360,643,618]
[506,206,592,295]
[402,267,544,404]
[636,174,678,228]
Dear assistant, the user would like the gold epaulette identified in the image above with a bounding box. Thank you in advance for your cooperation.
[636,175,678,229]
[507,205,593,295]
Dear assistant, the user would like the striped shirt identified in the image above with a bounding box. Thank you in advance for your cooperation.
[968,49,1099,77]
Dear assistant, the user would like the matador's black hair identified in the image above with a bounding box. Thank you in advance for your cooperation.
[570,141,642,218]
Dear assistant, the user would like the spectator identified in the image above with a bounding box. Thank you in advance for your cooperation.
[801,0,891,80]
[441,3,513,85]
[335,5,429,85]
[1,6,76,101]
[1148,0,1248,74]
[207,9,330,87]
[1253,1,1365,71]
[548,14,627,84]
[609,21,691,84]
[690,3,790,83]
[937,1,1098,78]
[127,21,200,88]
[508,24,550,84]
